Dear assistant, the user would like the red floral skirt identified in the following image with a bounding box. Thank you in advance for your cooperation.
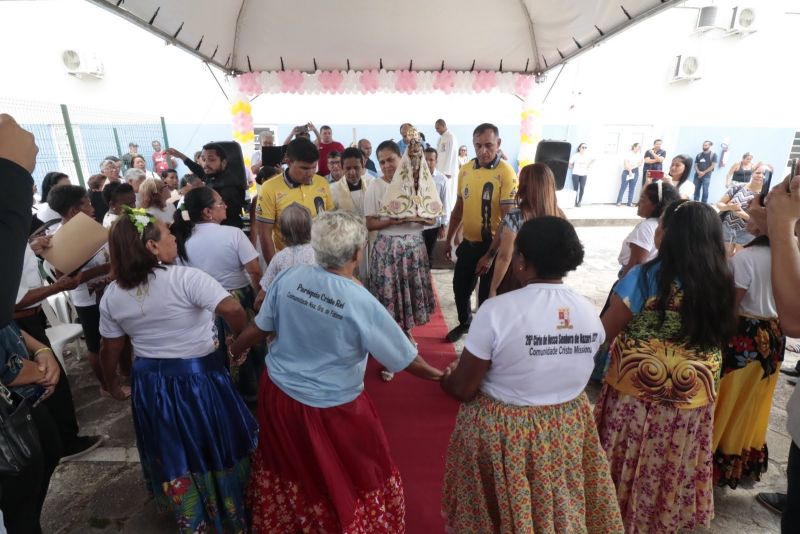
[248,372,405,533]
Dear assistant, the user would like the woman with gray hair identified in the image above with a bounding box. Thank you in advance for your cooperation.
[254,203,316,310]
[230,210,442,533]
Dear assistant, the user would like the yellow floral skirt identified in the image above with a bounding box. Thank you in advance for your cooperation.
[713,316,784,488]
[442,393,623,533]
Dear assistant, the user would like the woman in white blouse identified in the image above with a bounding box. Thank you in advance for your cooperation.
[170,186,263,399]
[569,142,594,207]
[440,216,623,533]
[616,143,643,206]
[98,207,256,532]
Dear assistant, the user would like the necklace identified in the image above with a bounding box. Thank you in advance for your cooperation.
[128,283,150,315]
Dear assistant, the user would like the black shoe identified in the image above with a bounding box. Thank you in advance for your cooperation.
[755,492,787,515]
[61,435,104,462]
[446,324,469,343]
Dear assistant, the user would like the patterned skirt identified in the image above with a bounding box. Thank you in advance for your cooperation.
[594,385,714,533]
[442,393,624,534]
[713,316,785,488]
[130,352,258,533]
[368,232,435,331]
[248,372,405,533]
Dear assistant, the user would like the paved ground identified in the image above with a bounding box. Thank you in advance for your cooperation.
[42,210,791,533]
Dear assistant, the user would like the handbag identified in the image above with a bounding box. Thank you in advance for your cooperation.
[0,381,41,475]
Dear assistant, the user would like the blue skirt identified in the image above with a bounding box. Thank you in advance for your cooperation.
[131,351,258,533]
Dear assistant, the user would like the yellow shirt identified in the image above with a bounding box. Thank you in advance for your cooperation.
[255,172,334,251]
[457,157,517,242]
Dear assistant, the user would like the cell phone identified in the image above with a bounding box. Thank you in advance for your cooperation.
[648,170,664,181]
[296,125,309,134]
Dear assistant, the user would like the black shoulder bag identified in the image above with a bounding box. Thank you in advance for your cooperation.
[0,382,41,475]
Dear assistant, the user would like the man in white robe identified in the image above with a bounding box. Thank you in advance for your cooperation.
[435,118,459,213]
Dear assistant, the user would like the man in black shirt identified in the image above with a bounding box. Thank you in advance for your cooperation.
[642,139,666,187]
[692,140,718,203]
[168,143,247,228]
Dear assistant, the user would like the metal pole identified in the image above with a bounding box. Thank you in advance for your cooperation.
[160,116,170,149]
[112,127,123,159]
[60,104,84,187]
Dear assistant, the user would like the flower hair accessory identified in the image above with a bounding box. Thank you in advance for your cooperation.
[122,205,156,237]
[180,205,191,222]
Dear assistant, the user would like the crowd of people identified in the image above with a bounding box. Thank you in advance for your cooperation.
[1,110,799,534]
[569,138,775,212]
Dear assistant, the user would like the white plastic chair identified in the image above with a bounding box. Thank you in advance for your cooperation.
[42,295,83,369]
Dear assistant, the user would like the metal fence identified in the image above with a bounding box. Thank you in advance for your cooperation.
[0,97,169,188]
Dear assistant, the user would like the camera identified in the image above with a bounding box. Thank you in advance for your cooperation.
[295,125,309,134]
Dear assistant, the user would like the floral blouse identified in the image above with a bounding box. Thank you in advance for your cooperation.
[604,263,721,409]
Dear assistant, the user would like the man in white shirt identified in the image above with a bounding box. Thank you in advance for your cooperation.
[422,147,450,269]
[325,151,344,184]
[435,119,459,211]
[251,130,275,175]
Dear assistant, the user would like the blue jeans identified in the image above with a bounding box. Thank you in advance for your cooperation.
[616,169,638,204]
[693,174,711,202]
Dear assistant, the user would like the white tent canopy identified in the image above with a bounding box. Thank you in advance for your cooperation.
[88,0,680,75]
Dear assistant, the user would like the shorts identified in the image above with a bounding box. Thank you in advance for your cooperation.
[722,224,754,246]
[75,304,101,353]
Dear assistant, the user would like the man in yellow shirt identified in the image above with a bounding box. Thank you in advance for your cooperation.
[256,137,334,262]
[444,123,517,341]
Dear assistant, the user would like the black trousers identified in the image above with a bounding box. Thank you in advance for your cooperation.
[422,227,440,268]
[452,239,494,326]
[14,311,80,449]
[0,402,63,534]
[572,174,587,204]
[784,441,800,533]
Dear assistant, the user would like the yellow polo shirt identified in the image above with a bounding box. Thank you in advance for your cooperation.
[255,171,334,251]
[457,157,517,242]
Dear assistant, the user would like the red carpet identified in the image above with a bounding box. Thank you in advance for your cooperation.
[364,288,460,534]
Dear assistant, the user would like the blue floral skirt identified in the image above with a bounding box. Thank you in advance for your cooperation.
[367,233,435,331]
[131,352,258,533]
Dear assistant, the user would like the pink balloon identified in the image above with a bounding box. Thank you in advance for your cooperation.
[318,70,344,93]
[433,70,456,93]
[395,70,417,93]
[278,70,304,93]
[235,72,260,94]
[514,74,535,97]
[359,70,380,93]
[472,71,497,92]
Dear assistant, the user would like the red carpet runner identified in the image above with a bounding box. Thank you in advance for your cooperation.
[364,288,460,534]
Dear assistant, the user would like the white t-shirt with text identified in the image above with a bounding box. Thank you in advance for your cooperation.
[465,283,605,406]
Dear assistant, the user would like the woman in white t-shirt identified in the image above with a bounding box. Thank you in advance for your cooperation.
[712,200,785,488]
[568,142,594,207]
[616,143,643,206]
[617,181,680,277]
[138,177,176,225]
[98,208,256,532]
[663,154,695,200]
[171,186,263,399]
[130,154,159,180]
[440,216,623,533]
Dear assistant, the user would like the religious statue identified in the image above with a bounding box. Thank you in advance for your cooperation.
[379,127,443,223]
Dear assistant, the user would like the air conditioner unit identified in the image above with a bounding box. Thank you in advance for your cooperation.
[696,6,724,32]
[729,7,757,34]
[670,55,702,82]
[61,49,104,79]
